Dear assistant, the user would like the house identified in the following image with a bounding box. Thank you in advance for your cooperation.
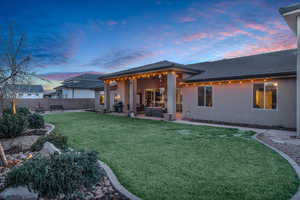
[279,3,300,136]
[96,3,299,133]
[13,84,44,99]
[55,73,104,99]
[43,90,59,99]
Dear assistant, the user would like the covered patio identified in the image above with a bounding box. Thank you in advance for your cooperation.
[98,61,200,120]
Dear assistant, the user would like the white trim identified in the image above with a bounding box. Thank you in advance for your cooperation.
[283,9,300,16]
[252,82,278,111]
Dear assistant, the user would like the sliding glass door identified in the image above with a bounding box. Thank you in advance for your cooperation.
[144,88,165,107]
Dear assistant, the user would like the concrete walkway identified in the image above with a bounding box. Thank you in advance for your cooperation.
[174,119,268,133]
[174,119,300,145]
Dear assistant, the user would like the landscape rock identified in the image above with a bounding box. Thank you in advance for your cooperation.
[0,186,38,200]
[0,136,40,152]
[40,142,61,156]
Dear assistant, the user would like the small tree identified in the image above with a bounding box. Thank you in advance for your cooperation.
[0,24,31,115]
[0,24,32,166]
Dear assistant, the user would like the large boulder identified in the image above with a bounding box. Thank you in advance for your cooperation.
[0,136,40,152]
[40,142,61,156]
[0,186,38,200]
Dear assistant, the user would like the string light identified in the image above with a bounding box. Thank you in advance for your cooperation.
[103,73,273,88]
[178,78,274,88]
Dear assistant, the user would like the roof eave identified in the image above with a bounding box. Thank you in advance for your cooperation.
[279,4,300,34]
[101,67,201,80]
[183,72,296,83]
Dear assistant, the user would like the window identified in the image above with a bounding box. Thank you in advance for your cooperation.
[198,86,213,107]
[145,88,165,107]
[253,82,277,110]
[100,91,105,105]
[18,93,23,97]
[114,94,120,103]
[28,93,32,96]
[35,93,39,96]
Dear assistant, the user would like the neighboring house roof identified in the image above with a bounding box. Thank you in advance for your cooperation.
[56,73,104,90]
[64,73,102,81]
[183,49,297,83]
[279,3,300,15]
[44,90,57,96]
[12,84,44,93]
[100,60,202,79]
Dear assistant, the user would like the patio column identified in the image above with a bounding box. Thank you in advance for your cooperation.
[94,90,101,111]
[297,16,300,137]
[104,82,110,112]
[166,72,176,121]
[129,79,137,113]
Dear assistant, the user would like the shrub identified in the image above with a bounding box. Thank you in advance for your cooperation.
[3,107,31,116]
[17,107,31,116]
[0,113,28,138]
[6,151,104,199]
[27,113,44,129]
[31,132,68,151]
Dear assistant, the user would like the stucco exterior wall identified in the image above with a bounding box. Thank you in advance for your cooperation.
[182,78,296,129]
[62,88,95,98]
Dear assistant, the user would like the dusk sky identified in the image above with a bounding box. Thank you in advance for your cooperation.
[2,0,299,89]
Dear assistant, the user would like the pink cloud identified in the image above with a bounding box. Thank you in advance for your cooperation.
[181,28,252,43]
[182,33,209,42]
[107,20,118,26]
[219,29,253,37]
[179,16,197,23]
[246,23,278,35]
[224,35,297,58]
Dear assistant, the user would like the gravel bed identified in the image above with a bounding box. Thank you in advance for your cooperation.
[39,176,129,200]
[257,133,300,166]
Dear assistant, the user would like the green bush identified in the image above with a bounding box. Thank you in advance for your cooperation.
[27,113,44,129]
[17,107,31,116]
[3,107,31,116]
[31,132,68,151]
[6,151,103,199]
[0,113,28,138]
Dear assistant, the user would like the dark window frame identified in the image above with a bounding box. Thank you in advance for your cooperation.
[198,86,213,107]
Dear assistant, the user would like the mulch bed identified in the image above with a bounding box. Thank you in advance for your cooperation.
[257,133,300,166]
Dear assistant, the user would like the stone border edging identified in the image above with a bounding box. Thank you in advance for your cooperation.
[253,133,300,200]
[45,123,55,135]
[46,122,141,200]
[97,160,142,200]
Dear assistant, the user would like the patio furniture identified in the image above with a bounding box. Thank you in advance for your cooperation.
[145,107,165,118]
[137,104,145,112]
[113,102,123,113]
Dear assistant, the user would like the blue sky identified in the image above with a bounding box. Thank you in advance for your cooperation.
[1,0,298,88]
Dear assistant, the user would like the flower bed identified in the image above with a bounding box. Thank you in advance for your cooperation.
[0,109,130,200]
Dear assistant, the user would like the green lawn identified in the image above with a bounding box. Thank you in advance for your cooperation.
[45,112,299,200]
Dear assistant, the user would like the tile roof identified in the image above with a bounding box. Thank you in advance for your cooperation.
[184,49,297,82]
[279,3,300,15]
[100,60,201,79]
[59,73,104,90]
